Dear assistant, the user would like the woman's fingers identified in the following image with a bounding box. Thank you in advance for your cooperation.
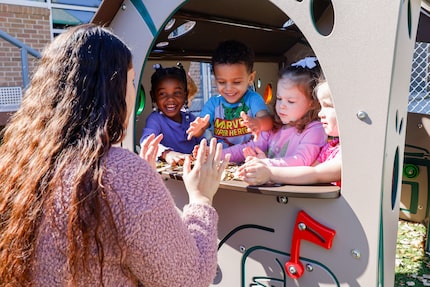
[140,134,154,156]
[193,138,208,167]
[206,138,217,168]
[140,134,163,159]
[139,134,163,169]
[183,152,192,175]
[220,153,230,171]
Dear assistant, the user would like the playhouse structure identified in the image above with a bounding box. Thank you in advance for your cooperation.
[93,1,429,286]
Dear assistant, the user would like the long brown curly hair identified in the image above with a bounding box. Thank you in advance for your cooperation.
[0,24,132,286]
[272,64,321,133]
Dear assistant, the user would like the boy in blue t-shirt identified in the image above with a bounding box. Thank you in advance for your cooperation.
[186,40,273,147]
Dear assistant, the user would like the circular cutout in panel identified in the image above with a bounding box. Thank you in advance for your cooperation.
[155,41,169,48]
[164,18,176,31]
[282,19,295,28]
[311,0,334,36]
[168,21,196,40]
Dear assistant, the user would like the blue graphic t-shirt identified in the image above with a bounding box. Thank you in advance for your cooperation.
[200,89,268,147]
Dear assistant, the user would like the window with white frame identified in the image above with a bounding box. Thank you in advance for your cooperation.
[7,0,102,37]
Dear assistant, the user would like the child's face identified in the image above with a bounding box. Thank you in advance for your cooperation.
[213,63,255,104]
[275,78,313,124]
[317,85,339,137]
[154,77,186,122]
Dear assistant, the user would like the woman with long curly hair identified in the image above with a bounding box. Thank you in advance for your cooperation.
[0,24,229,287]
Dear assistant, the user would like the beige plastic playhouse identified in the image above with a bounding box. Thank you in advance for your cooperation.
[93,1,430,286]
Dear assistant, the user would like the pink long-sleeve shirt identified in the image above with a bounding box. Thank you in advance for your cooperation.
[223,121,326,166]
[30,147,218,287]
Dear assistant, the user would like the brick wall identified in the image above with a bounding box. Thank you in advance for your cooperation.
[0,4,51,88]
[188,61,219,114]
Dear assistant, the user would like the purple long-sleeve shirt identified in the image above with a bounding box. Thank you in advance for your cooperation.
[223,121,326,166]
[140,111,203,154]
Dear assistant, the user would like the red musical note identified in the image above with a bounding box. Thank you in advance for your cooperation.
[285,210,336,279]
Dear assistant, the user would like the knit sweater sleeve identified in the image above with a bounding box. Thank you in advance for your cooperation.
[104,147,218,287]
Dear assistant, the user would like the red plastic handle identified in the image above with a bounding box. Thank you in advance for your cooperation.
[285,210,336,279]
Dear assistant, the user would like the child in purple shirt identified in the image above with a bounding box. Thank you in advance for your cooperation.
[140,64,203,165]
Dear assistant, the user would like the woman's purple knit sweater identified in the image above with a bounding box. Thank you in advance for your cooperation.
[30,147,218,287]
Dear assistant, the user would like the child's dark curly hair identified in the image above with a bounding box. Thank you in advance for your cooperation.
[150,63,188,102]
[211,40,255,73]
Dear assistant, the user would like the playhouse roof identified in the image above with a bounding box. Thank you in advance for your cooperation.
[93,0,430,62]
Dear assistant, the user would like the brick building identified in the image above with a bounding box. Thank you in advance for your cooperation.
[0,1,100,129]
[0,3,50,88]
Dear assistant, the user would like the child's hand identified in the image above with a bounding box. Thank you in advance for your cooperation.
[192,144,200,159]
[186,114,210,140]
[192,142,209,161]
[240,111,261,141]
[139,133,163,169]
[242,146,266,159]
[237,157,271,185]
[164,150,192,166]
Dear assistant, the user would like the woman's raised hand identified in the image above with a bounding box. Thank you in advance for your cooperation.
[139,133,163,169]
[183,138,230,205]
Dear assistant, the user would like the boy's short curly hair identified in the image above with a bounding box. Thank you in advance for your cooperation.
[211,40,255,73]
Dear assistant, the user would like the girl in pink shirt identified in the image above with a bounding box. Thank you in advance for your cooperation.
[222,60,326,167]
[238,81,341,187]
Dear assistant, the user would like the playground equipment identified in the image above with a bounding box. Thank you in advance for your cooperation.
[93,1,430,286]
